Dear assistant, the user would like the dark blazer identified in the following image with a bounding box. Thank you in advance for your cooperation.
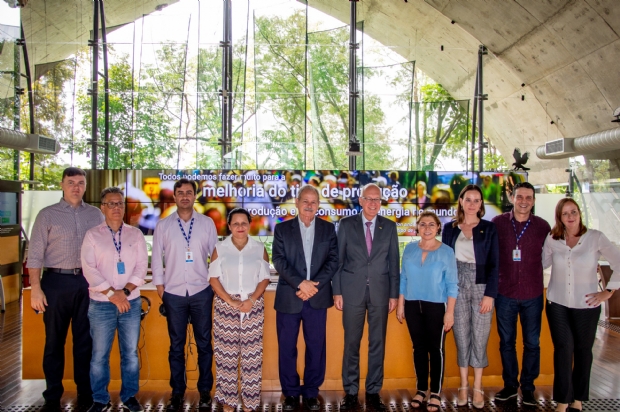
[441,219,500,298]
[272,217,339,314]
[333,214,400,306]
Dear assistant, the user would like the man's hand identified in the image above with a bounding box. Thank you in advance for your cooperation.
[388,298,398,314]
[334,295,343,311]
[396,304,405,324]
[109,290,130,313]
[444,311,454,332]
[156,285,165,300]
[479,296,494,314]
[296,290,310,301]
[239,300,253,313]
[298,280,319,298]
[31,286,48,313]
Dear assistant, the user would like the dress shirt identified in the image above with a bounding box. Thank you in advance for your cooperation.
[400,242,458,303]
[491,211,550,300]
[151,211,218,297]
[543,229,620,309]
[208,236,270,300]
[27,198,104,269]
[361,213,377,239]
[81,222,148,301]
[299,216,316,280]
[455,230,476,263]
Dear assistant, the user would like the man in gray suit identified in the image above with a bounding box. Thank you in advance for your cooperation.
[333,183,400,411]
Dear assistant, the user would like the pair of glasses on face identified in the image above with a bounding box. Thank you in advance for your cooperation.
[102,202,124,209]
[418,223,437,229]
[362,197,382,203]
[230,222,250,228]
[562,210,579,217]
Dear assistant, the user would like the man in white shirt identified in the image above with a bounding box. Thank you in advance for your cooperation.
[152,178,218,412]
[81,187,148,412]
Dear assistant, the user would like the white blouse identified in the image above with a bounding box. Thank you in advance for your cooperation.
[543,229,620,309]
[208,236,270,300]
[455,230,476,263]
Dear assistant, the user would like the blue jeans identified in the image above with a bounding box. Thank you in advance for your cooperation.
[88,297,141,403]
[162,286,214,394]
[495,293,543,391]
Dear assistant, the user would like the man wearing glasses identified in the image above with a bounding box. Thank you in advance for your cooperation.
[152,178,218,412]
[81,187,148,412]
[29,167,104,412]
[333,183,400,411]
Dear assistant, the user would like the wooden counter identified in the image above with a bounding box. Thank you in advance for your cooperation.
[22,289,554,390]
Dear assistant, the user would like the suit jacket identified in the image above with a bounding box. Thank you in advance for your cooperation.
[333,214,400,306]
[441,219,500,298]
[272,217,339,314]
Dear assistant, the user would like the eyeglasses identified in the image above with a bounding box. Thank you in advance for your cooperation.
[230,222,250,228]
[362,197,382,203]
[418,223,437,229]
[562,210,579,217]
[102,202,124,209]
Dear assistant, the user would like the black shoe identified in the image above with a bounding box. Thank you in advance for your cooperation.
[521,390,537,407]
[198,392,212,411]
[494,387,518,402]
[283,396,299,411]
[365,393,386,412]
[87,402,112,412]
[303,397,320,411]
[123,397,144,412]
[77,395,94,409]
[339,394,359,410]
[166,394,185,412]
[40,401,61,412]
[567,407,582,412]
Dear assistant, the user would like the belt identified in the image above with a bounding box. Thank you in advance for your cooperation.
[45,267,83,275]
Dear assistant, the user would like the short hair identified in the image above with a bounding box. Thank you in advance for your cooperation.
[173,178,197,195]
[361,183,381,198]
[453,184,486,226]
[417,211,442,236]
[297,184,319,200]
[62,167,86,180]
[100,186,124,202]
[511,182,535,199]
[227,207,252,225]
[550,197,587,240]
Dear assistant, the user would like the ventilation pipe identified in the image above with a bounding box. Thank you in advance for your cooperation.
[0,127,61,154]
[536,128,620,159]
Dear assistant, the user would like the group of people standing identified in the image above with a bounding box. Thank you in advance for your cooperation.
[28,168,620,412]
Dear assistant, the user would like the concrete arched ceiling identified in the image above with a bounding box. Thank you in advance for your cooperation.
[17,0,620,184]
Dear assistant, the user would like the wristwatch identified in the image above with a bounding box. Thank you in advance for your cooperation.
[122,288,131,296]
[606,289,616,294]
[105,289,115,298]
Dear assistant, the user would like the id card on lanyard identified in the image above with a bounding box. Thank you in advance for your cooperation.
[108,225,125,274]
[511,218,530,262]
[178,217,195,263]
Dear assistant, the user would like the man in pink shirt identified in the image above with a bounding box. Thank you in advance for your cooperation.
[81,187,148,412]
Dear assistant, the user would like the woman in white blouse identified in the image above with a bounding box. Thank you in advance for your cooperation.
[209,208,271,412]
[543,198,620,412]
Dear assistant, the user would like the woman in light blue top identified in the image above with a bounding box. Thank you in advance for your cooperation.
[397,211,458,412]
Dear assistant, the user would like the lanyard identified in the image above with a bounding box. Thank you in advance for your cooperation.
[107,225,123,261]
[511,218,530,249]
[177,217,194,251]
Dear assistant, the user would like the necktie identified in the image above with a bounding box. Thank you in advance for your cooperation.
[365,221,373,256]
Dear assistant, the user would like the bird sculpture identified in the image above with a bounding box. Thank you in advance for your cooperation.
[512,148,530,171]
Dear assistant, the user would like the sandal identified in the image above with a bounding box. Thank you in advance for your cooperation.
[472,388,484,410]
[457,386,468,407]
[427,393,442,412]
[410,391,426,409]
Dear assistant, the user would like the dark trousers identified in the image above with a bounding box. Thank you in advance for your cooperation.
[546,300,600,403]
[342,286,389,395]
[162,287,214,394]
[495,293,543,391]
[40,271,93,401]
[276,301,327,398]
[404,300,446,394]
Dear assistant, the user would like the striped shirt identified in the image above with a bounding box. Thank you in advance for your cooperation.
[27,198,104,269]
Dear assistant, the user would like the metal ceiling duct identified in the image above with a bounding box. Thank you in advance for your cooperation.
[536,127,620,160]
[0,127,61,154]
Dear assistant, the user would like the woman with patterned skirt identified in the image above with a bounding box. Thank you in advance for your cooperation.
[209,208,271,412]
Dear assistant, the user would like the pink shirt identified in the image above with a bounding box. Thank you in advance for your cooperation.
[81,222,148,301]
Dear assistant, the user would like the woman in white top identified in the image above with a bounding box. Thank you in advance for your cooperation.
[543,198,620,412]
[209,208,271,412]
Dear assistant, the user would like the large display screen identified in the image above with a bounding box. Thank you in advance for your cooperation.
[84,170,527,237]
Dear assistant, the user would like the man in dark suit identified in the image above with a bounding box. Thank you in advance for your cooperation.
[272,185,339,411]
[333,183,400,411]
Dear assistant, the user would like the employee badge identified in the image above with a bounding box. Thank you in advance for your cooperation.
[512,248,522,261]
[117,261,126,274]
[185,251,194,263]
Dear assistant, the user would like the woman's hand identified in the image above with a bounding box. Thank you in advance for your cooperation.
[585,290,614,307]
[396,304,405,324]
[227,297,242,308]
[239,299,253,313]
[444,311,454,332]
[479,296,494,314]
